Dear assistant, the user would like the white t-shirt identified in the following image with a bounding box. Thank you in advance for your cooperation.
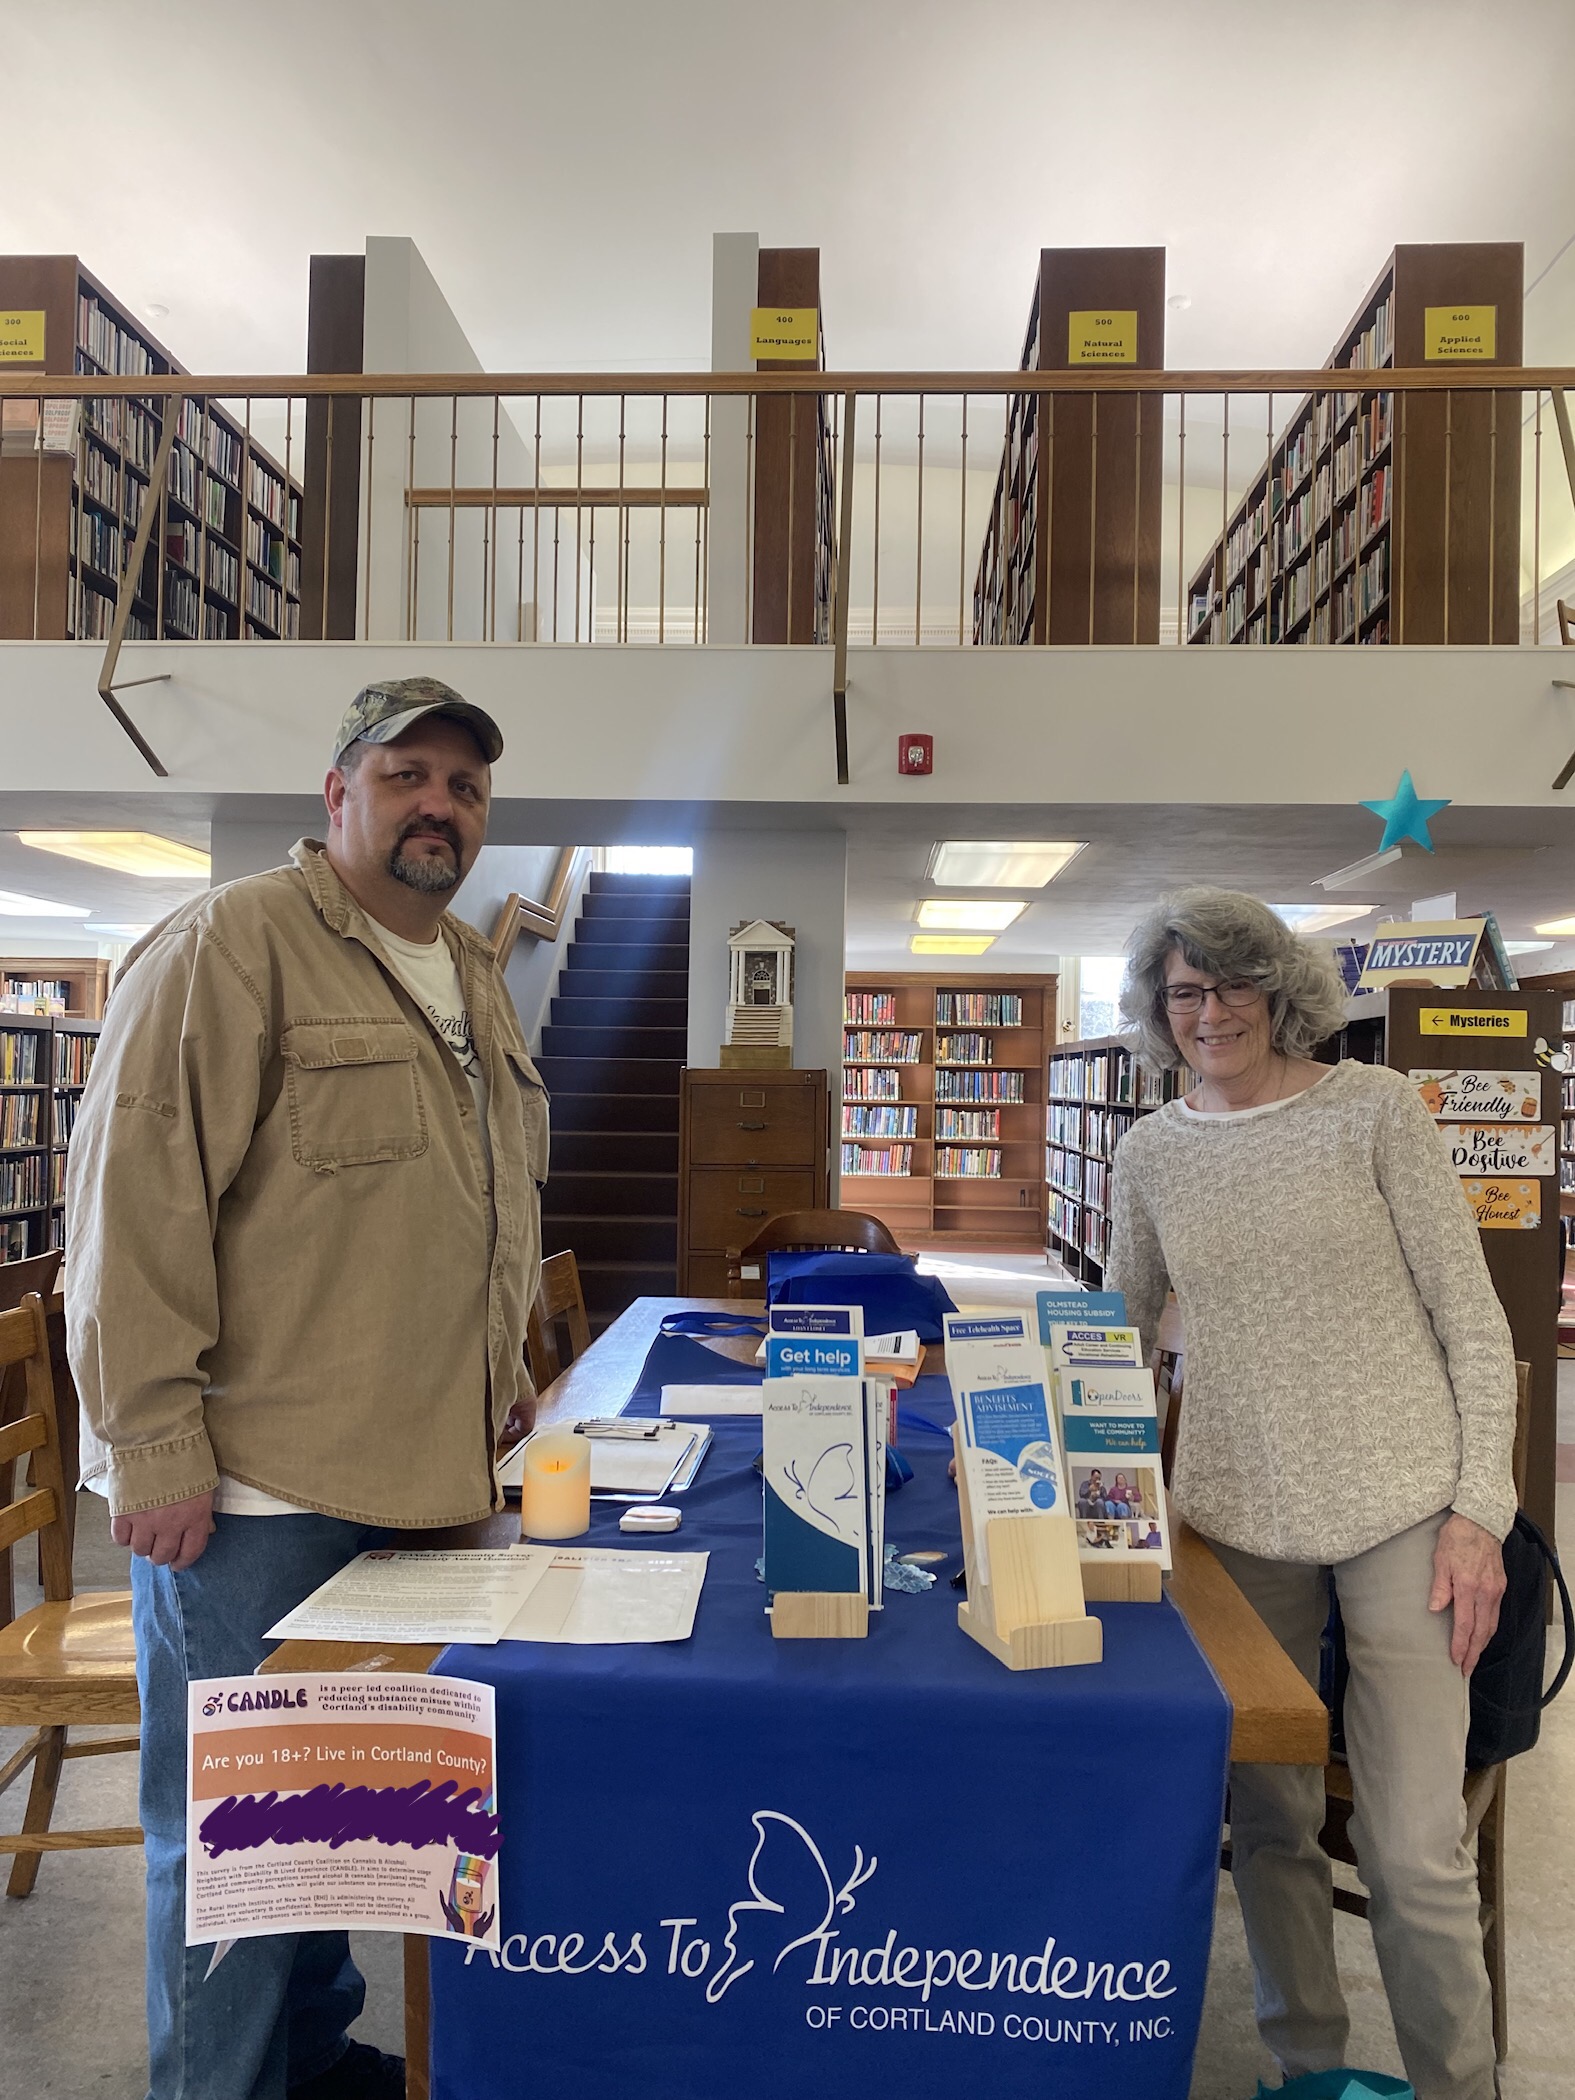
[90,912,495,1518]
[1178,1069,1334,1121]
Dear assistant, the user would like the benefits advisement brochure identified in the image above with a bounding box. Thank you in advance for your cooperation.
[944,1312,1071,1585]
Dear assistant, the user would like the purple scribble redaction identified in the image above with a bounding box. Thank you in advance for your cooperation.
[198,1781,501,1859]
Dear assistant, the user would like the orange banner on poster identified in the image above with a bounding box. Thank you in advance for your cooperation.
[1460,1178,1541,1229]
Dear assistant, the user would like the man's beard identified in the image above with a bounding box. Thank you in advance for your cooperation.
[389,822,462,893]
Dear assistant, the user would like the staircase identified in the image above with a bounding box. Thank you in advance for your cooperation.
[535,871,689,1330]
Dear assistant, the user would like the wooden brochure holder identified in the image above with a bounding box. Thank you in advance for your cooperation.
[952,1427,1103,1671]
[769,1592,870,1639]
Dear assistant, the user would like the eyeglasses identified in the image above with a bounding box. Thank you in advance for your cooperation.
[1162,977,1263,1015]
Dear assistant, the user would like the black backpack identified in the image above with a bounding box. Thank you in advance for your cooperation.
[1326,1511,1573,1769]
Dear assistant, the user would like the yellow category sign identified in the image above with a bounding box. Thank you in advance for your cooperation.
[1067,310,1138,365]
[750,308,819,362]
[1424,305,1496,362]
[0,309,45,363]
[1419,1007,1528,1037]
[1461,1178,1541,1231]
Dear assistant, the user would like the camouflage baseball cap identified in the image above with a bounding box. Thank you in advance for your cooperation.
[331,677,503,766]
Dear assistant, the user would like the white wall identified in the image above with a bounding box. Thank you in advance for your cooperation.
[358,237,589,645]
[688,829,846,1192]
[13,638,1575,815]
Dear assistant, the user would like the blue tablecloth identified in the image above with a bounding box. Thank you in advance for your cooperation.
[429,1348,1232,2100]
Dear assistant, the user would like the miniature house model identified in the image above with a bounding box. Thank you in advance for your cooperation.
[723,920,795,1067]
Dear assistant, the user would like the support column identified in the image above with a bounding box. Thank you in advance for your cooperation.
[706,233,759,645]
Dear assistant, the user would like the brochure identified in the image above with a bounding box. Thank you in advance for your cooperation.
[942,1310,1046,1393]
[1045,1322,1145,1373]
[762,1306,873,1603]
[1035,1289,1128,1343]
[1058,1364,1171,1568]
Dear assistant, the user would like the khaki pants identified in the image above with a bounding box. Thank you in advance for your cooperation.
[1206,1513,1496,2100]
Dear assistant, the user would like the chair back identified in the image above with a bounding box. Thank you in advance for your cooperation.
[739,1210,900,1258]
[0,1295,72,1606]
[1558,598,1574,647]
[0,1250,63,1315]
[526,1251,591,1393]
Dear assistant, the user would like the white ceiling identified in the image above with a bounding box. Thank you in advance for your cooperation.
[5,1,1574,379]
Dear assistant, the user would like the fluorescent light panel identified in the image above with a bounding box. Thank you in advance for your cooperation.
[84,922,152,939]
[0,889,91,918]
[1534,917,1575,937]
[916,899,1025,932]
[1271,903,1376,935]
[910,934,996,956]
[927,841,1085,888]
[18,830,210,878]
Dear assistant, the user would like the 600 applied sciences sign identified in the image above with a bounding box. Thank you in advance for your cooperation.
[187,1673,500,1949]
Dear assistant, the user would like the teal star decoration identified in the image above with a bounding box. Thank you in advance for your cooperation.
[1361,770,1450,854]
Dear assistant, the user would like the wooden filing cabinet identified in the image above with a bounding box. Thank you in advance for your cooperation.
[677,1068,830,1294]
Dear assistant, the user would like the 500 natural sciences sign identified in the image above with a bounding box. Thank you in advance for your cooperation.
[462,1809,1178,2058]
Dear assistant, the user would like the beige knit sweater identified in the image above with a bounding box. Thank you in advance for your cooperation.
[1106,1060,1518,1563]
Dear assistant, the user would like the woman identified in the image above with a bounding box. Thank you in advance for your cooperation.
[1105,887,1515,2100]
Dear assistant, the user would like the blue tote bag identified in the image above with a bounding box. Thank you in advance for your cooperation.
[764,1250,957,1342]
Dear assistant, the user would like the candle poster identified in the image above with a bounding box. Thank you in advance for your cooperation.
[187,1672,500,1949]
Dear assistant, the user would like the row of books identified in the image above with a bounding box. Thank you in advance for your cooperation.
[75,581,149,641]
[78,294,156,378]
[206,542,240,605]
[1,1217,28,1264]
[935,1033,993,1065]
[1348,296,1393,373]
[844,992,897,1025]
[167,517,199,574]
[51,1154,67,1204]
[935,1149,1001,1178]
[77,507,121,581]
[1361,466,1392,542]
[57,1032,97,1086]
[0,1094,42,1147]
[0,1032,43,1085]
[841,1142,912,1177]
[1049,1189,1082,1248]
[247,574,284,631]
[935,1069,1025,1102]
[53,1092,82,1144]
[936,1107,999,1139]
[247,457,298,534]
[935,991,1022,1026]
[1047,1102,1083,1149]
[844,1031,922,1064]
[0,1154,47,1213]
[1084,1155,1110,1211]
[842,1104,917,1137]
[1049,1049,1115,1103]
[1084,1105,1135,1163]
[1047,1144,1081,1198]
[84,394,157,474]
[842,1067,902,1101]
[1561,999,1575,1032]
[1225,493,1268,582]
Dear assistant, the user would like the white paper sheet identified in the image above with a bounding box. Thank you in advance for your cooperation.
[500,1548,709,1644]
[660,1384,763,1416]
[264,1549,555,1646]
[497,1424,705,1497]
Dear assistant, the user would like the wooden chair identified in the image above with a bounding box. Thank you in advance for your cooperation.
[726,1209,901,1296]
[525,1251,591,1393]
[1,1250,65,1628]
[1557,598,1574,646]
[0,1292,140,1896]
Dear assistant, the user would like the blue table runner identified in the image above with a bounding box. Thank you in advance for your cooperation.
[429,1352,1231,2099]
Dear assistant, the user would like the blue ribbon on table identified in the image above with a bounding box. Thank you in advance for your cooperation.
[658,1313,768,1339]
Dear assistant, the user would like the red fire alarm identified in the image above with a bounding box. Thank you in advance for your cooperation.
[898,733,934,776]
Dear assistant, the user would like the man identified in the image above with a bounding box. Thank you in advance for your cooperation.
[69,678,548,2100]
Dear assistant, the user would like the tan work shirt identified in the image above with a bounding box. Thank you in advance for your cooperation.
[68,840,549,1526]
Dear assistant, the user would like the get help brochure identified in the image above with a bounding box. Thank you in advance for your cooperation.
[761,1306,885,1607]
[944,1313,1071,1584]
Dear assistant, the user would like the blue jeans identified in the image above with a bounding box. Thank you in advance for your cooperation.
[132,1512,395,2100]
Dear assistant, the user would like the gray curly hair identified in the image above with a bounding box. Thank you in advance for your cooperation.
[1120,886,1350,1072]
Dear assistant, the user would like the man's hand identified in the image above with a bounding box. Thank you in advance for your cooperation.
[498,1394,537,1456]
[1428,1512,1507,1675]
[111,1491,215,1571]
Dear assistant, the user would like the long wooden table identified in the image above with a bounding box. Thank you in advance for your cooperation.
[263,1295,1327,2098]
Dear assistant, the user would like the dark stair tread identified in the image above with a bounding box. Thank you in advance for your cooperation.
[540,1026,689,1059]
[558,968,689,996]
[536,1055,685,1095]
[588,873,690,895]
[550,997,687,1027]
[550,1132,678,1171]
[542,1218,677,1260]
[559,944,690,971]
[547,1094,680,1133]
[579,892,692,920]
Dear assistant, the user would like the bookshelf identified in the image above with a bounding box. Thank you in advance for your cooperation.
[1,957,109,1020]
[752,246,835,645]
[0,255,303,643]
[1507,970,1575,1192]
[973,247,1165,646]
[1045,1034,1190,1284]
[0,1015,98,1265]
[841,972,1055,1249]
[1186,243,1523,649]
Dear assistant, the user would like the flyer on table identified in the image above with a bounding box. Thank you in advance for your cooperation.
[187,1673,500,1949]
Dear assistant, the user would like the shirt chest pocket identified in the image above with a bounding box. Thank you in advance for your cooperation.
[281,1019,429,1170]
[504,1047,551,1187]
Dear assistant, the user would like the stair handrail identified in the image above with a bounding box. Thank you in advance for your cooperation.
[491,848,587,967]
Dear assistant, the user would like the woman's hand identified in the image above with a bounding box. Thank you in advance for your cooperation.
[1428,1513,1507,1674]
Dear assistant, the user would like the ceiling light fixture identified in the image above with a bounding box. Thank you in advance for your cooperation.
[84,922,153,940]
[916,899,1025,932]
[910,934,997,957]
[18,831,210,879]
[0,889,92,918]
[1313,844,1405,892]
[1504,941,1553,954]
[927,841,1086,888]
[1271,903,1377,935]
[1533,916,1575,938]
